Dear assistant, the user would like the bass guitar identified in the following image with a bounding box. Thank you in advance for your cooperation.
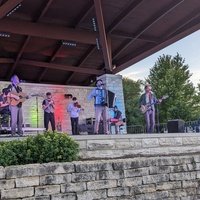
[140,95,169,114]
[6,92,43,106]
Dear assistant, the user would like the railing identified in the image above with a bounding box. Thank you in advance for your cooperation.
[127,120,200,134]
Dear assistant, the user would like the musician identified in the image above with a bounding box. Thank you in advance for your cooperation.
[42,92,55,132]
[139,84,161,133]
[0,88,10,127]
[112,106,124,134]
[4,75,24,136]
[88,79,109,134]
[67,97,82,135]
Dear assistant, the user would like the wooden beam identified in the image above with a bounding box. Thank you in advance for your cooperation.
[113,0,185,60]
[0,58,103,75]
[113,21,200,74]
[0,0,23,19]
[0,19,98,44]
[94,0,112,71]
[39,1,94,82]
[107,0,144,32]
[111,31,158,43]
[66,0,143,84]
[7,0,54,79]
[38,44,63,82]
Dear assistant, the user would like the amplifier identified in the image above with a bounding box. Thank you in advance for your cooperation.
[167,119,185,133]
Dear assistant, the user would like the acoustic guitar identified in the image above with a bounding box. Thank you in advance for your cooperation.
[6,92,42,106]
[140,95,169,114]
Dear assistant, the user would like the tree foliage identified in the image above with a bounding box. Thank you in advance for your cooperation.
[123,78,144,126]
[147,54,199,122]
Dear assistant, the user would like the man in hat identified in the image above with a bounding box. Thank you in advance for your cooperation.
[88,79,109,134]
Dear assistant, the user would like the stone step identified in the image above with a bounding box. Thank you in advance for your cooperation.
[72,133,200,159]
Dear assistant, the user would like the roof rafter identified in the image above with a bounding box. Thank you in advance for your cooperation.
[94,0,112,71]
[39,1,95,82]
[0,19,98,44]
[113,0,185,61]
[7,0,55,78]
[65,0,143,83]
[0,58,103,75]
[113,20,200,73]
[0,0,23,19]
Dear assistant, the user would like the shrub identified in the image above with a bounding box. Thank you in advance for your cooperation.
[0,132,79,166]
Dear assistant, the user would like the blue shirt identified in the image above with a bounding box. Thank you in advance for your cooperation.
[67,103,81,118]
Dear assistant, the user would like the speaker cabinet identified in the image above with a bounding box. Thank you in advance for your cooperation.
[167,119,185,133]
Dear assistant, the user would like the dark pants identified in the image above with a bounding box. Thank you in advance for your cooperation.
[71,117,79,135]
[44,112,55,131]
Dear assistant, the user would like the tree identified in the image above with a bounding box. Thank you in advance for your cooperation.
[123,78,144,126]
[147,53,199,122]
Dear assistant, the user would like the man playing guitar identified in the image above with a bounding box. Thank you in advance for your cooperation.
[4,75,24,136]
[139,84,162,133]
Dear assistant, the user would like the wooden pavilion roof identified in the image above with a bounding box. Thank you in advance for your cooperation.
[0,0,200,85]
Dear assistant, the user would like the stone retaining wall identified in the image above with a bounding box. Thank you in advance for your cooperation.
[75,133,200,159]
[1,154,200,199]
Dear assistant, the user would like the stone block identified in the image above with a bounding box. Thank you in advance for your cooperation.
[40,174,71,185]
[0,166,5,179]
[159,137,182,146]
[107,187,130,197]
[135,191,169,200]
[98,170,124,180]
[0,179,15,189]
[156,181,182,190]
[1,187,34,199]
[61,182,86,193]
[113,158,156,170]
[129,139,142,149]
[170,172,196,181]
[132,184,156,195]
[143,174,169,184]
[75,161,113,173]
[118,177,142,187]
[115,140,130,149]
[168,188,196,198]
[182,180,199,188]
[6,163,74,178]
[170,164,188,173]
[16,176,39,187]
[35,185,60,196]
[142,138,159,148]
[149,165,170,175]
[23,197,50,200]
[87,140,115,150]
[76,189,107,200]
[188,162,200,171]
[51,193,76,200]
[87,180,117,190]
[182,137,200,145]
[72,172,97,182]
[77,140,87,149]
[124,167,149,177]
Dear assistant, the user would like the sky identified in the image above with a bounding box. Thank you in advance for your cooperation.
[118,30,200,86]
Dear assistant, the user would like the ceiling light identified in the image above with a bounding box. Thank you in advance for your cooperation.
[6,3,22,16]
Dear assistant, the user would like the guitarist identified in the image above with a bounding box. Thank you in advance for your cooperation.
[139,84,162,133]
[5,75,24,136]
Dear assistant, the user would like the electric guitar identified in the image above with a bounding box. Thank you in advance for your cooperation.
[6,92,43,106]
[140,95,169,114]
